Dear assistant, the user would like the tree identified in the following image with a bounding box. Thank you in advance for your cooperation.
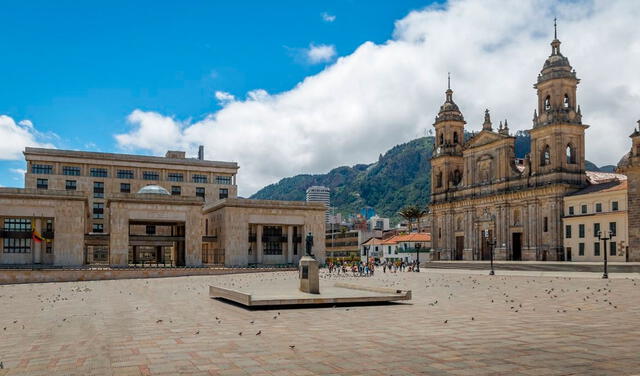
[398,205,426,233]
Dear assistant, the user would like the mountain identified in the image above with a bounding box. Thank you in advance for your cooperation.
[250,132,613,222]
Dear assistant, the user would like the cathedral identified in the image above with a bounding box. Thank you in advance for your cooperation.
[429,26,590,262]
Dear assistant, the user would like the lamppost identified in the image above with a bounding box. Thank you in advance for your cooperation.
[483,229,496,276]
[415,242,421,272]
[597,230,613,279]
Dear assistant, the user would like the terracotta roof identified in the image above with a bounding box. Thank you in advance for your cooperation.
[377,233,431,245]
[569,177,627,196]
[361,237,385,246]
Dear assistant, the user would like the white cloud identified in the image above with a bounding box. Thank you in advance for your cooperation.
[321,12,336,22]
[215,91,236,106]
[115,0,640,197]
[10,168,26,175]
[305,43,337,64]
[0,115,55,160]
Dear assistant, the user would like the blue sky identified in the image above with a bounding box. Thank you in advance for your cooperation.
[0,0,433,187]
[2,0,639,195]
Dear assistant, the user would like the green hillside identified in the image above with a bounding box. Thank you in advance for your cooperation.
[250,132,609,223]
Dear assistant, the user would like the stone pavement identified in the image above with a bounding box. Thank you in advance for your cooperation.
[0,270,639,375]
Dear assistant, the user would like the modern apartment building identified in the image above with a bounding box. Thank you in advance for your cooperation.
[306,185,330,223]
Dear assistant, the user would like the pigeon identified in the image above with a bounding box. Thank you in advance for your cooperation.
[156,319,163,323]
[289,345,295,349]
[238,332,242,336]
[256,331,261,335]
[194,330,199,335]
[444,320,448,324]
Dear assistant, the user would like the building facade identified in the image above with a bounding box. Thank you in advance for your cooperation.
[614,121,640,262]
[430,30,591,261]
[1,147,326,267]
[306,185,330,223]
[563,174,628,262]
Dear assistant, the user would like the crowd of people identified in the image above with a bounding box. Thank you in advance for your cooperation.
[326,259,421,276]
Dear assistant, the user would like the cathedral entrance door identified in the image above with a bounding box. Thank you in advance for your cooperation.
[480,230,492,260]
[512,233,522,261]
[455,236,464,260]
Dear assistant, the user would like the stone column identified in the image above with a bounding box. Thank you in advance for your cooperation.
[287,225,293,264]
[256,224,263,264]
[33,218,42,264]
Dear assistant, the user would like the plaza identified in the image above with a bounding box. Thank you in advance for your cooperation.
[1,269,639,375]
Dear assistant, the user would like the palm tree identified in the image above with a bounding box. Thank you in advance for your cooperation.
[398,205,426,233]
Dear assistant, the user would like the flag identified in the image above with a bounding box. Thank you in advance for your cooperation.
[32,226,44,243]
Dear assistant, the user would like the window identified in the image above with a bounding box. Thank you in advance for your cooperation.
[92,223,104,233]
[609,222,617,237]
[565,225,572,239]
[219,188,228,199]
[595,203,602,213]
[436,172,443,188]
[90,168,108,177]
[120,183,130,193]
[594,242,600,256]
[578,224,585,238]
[568,206,574,215]
[146,225,156,235]
[566,144,576,164]
[263,226,283,255]
[46,242,53,254]
[92,203,104,219]
[453,132,459,144]
[36,178,48,189]
[196,187,205,198]
[610,242,617,256]
[544,96,551,111]
[594,223,600,237]
[65,180,77,191]
[143,171,159,180]
[168,173,184,182]
[581,204,587,214]
[216,176,232,185]
[578,242,585,256]
[439,133,444,145]
[192,174,208,183]
[171,186,181,196]
[563,94,570,108]
[63,166,81,176]
[117,170,134,179]
[3,218,32,253]
[543,217,548,232]
[612,201,619,211]
[31,164,52,174]
[93,182,104,198]
[541,145,551,166]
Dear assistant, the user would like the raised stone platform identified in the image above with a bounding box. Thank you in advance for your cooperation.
[210,281,411,307]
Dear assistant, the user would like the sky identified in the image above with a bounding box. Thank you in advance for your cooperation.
[1,0,640,196]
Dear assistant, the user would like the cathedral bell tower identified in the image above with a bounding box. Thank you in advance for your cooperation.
[529,19,588,185]
[430,74,465,203]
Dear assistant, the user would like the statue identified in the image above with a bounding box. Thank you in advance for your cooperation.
[305,232,314,257]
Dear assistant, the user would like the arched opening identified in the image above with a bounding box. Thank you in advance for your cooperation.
[439,133,444,145]
[453,131,459,144]
[563,94,570,108]
[452,169,462,185]
[566,144,576,164]
[544,96,551,111]
[541,145,551,166]
[436,171,443,188]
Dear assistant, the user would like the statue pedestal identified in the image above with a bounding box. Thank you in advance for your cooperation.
[299,255,320,294]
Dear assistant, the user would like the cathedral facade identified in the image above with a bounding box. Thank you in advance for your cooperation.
[429,30,589,262]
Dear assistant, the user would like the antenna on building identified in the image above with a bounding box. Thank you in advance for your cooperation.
[554,17,557,39]
[198,145,204,160]
[447,72,451,90]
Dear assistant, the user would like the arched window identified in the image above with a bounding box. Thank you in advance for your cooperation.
[544,96,551,111]
[436,171,443,188]
[563,94,570,109]
[452,169,462,185]
[439,133,444,145]
[566,144,576,164]
[541,145,551,166]
[453,132,459,144]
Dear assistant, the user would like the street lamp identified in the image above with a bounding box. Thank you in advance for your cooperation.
[597,230,613,279]
[483,229,495,276]
[415,242,421,272]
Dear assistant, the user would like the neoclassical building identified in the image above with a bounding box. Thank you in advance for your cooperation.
[429,29,593,261]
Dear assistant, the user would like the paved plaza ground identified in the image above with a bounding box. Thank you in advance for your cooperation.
[0,269,639,375]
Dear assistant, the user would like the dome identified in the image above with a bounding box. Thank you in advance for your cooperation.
[137,185,170,195]
[617,152,631,170]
